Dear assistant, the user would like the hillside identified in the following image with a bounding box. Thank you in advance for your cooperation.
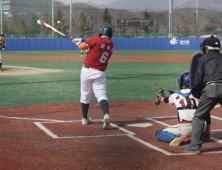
[176,0,222,11]
[67,0,222,12]
[108,0,190,11]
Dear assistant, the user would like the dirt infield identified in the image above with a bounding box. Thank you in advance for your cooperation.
[1,55,222,169]
[0,102,222,170]
[0,65,62,75]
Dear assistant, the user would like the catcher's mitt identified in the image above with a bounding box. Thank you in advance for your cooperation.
[154,88,165,105]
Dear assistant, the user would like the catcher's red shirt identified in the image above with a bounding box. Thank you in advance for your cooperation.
[84,36,114,71]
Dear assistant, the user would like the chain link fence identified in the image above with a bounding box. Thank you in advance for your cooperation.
[2,2,222,39]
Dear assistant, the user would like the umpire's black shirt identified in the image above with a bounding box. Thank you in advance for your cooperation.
[194,50,222,93]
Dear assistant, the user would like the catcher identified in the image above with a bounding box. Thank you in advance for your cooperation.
[0,33,6,71]
[154,71,211,146]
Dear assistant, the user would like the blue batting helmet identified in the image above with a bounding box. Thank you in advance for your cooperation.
[177,71,190,89]
[99,25,113,39]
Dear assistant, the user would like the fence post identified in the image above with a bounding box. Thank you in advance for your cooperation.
[21,14,24,38]
[219,12,221,36]
[52,0,54,38]
[46,14,48,37]
[1,0,3,33]
[194,13,196,37]
[95,14,97,37]
[119,13,121,37]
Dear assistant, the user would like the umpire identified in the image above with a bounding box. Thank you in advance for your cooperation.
[185,35,222,154]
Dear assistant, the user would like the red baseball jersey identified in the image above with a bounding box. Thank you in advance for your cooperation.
[84,36,114,71]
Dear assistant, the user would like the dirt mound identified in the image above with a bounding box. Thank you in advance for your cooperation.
[0,66,62,75]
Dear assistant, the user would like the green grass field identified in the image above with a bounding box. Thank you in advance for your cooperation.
[0,50,194,107]
[2,50,201,57]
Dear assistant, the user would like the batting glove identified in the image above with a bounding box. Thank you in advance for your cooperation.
[72,38,83,46]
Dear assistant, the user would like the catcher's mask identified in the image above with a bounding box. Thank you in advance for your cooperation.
[177,71,189,89]
[99,25,113,39]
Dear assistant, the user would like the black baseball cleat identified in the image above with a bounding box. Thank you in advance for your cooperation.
[185,145,201,154]
[0,67,2,71]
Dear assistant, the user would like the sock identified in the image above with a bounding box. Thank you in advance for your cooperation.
[81,103,89,118]
[99,100,109,115]
[0,63,2,67]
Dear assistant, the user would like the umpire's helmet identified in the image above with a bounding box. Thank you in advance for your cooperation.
[99,25,113,39]
[177,71,189,89]
[200,35,221,53]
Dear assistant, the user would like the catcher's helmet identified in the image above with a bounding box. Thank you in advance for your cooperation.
[200,35,221,53]
[0,33,4,36]
[177,71,189,89]
[99,25,113,39]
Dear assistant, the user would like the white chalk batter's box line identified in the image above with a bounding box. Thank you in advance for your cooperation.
[34,119,134,139]
[0,115,221,155]
[32,115,222,156]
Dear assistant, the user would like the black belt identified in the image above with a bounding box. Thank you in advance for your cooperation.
[177,106,197,110]
[84,65,90,69]
[84,65,104,72]
[206,80,222,85]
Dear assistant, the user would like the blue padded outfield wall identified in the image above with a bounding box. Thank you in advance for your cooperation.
[5,37,216,51]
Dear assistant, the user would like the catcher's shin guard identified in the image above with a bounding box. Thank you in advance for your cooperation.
[155,129,180,143]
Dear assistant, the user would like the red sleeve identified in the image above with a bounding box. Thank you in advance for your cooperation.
[85,37,97,49]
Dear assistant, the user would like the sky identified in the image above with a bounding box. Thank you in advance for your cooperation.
[58,0,117,5]
[59,0,191,5]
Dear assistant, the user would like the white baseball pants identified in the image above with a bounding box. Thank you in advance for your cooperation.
[163,121,207,137]
[80,66,108,104]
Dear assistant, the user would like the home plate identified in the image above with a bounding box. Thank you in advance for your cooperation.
[126,123,153,128]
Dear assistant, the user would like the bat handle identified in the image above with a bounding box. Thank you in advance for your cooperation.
[65,36,73,41]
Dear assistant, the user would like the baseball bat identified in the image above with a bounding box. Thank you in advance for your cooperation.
[37,19,73,40]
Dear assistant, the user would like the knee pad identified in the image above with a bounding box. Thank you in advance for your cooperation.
[155,129,180,143]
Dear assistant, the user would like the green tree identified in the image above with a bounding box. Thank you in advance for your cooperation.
[142,9,151,35]
[55,8,69,34]
[143,9,151,20]
[10,15,22,34]
[31,14,40,34]
[79,10,87,33]
[3,20,9,34]
[102,8,112,26]
[203,24,214,32]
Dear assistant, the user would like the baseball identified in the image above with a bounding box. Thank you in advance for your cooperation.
[57,21,61,24]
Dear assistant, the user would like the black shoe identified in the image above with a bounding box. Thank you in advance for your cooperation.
[0,67,2,71]
[185,145,201,154]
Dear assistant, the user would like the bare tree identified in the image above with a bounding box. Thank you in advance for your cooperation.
[152,12,162,34]
[84,8,97,33]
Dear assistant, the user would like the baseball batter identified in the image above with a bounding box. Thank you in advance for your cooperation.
[73,25,114,130]
[0,33,6,71]
[154,72,211,146]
